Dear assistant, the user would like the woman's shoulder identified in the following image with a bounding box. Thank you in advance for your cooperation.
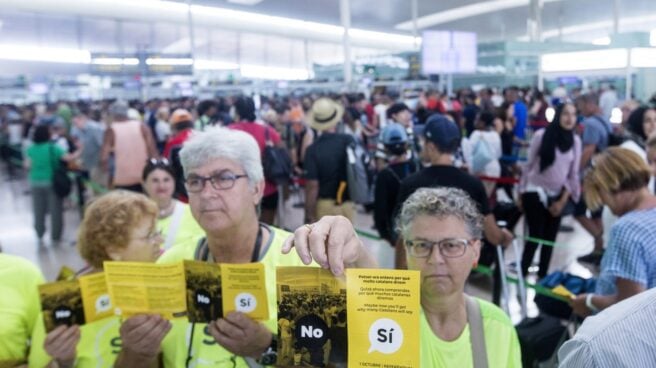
[475,297,514,328]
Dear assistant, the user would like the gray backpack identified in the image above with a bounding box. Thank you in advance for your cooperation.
[346,139,371,204]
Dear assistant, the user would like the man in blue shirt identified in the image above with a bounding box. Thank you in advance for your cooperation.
[575,93,612,263]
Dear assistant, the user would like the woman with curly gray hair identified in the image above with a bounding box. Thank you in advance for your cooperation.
[287,187,521,367]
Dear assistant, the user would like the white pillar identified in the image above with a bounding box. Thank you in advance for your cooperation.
[340,0,353,87]
[528,0,543,42]
[613,0,621,35]
[411,0,419,50]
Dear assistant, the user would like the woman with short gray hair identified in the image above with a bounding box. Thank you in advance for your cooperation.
[287,187,521,367]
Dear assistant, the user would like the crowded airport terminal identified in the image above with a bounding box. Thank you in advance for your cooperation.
[1,0,656,367]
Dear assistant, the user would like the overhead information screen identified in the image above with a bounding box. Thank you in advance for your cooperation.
[421,31,477,74]
[89,53,193,76]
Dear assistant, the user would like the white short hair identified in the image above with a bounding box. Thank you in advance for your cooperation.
[179,127,264,186]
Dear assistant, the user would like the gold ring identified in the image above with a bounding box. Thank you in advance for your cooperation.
[304,223,314,232]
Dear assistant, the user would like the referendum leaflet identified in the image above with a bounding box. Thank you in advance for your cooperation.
[38,272,113,332]
[277,267,347,367]
[276,267,420,368]
[221,262,269,320]
[104,261,188,319]
[347,269,420,368]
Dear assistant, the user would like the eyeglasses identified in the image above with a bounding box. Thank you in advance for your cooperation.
[405,238,474,258]
[138,229,163,244]
[148,158,170,166]
[184,170,248,193]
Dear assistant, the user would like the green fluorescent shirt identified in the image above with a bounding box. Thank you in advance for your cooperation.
[157,225,311,368]
[157,202,204,250]
[27,143,65,184]
[420,298,522,368]
[29,315,121,368]
[0,254,45,366]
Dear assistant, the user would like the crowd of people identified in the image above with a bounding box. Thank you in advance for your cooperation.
[1,82,655,367]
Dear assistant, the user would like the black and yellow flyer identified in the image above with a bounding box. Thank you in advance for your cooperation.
[184,260,222,323]
[347,269,420,368]
[277,267,347,367]
[38,279,85,332]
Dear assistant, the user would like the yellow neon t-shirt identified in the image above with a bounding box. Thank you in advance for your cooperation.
[28,315,121,368]
[157,225,312,367]
[420,298,521,368]
[157,201,204,250]
[0,254,44,366]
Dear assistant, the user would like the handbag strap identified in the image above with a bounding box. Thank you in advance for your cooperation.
[466,295,489,368]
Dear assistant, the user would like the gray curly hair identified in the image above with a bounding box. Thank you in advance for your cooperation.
[397,187,483,239]
[179,127,264,187]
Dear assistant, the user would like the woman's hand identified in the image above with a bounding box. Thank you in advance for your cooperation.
[44,325,80,368]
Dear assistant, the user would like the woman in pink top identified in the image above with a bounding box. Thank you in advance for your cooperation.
[100,101,158,192]
[519,102,581,279]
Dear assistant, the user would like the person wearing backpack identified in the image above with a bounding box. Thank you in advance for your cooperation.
[464,111,502,197]
[24,124,79,246]
[374,123,418,246]
[229,96,285,226]
[303,98,355,223]
[518,103,581,279]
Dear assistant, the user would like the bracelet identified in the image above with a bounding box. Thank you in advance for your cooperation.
[585,293,600,313]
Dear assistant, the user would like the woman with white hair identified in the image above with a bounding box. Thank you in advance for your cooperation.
[285,187,521,367]
[114,127,377,367]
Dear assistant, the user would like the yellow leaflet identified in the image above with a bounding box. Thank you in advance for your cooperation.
[38,280,85,332]
[183,260,223,323]
[347,269,421,368]
[276,267,347,367]
[103,261,187,320]
[55,265,76,281]
[220,263,268,320]
[552,285,575,299]
[78,272,113,323]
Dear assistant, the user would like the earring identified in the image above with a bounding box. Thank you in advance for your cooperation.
[473,261,478,269]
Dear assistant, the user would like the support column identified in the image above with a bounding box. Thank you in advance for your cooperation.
[339,0,353,86]
[613,0,621,35]
[187,0,196,61]
[411,0,419,50]
[528,0,542,42]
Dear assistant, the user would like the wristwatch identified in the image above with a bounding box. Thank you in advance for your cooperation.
[585,293,600,313]
[256,334,278,366]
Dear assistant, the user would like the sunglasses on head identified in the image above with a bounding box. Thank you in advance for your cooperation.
[148,158,170,167]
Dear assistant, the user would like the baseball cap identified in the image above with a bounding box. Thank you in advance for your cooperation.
[381,123,408,146]
[423,114,461,153]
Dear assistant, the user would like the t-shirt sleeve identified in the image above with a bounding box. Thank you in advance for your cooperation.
[582,120,603,146]
[54,144,66,160]
[269,126,282,145]
[303,146,319,180]
[473,178,490,215]
[602,223,649,286]
[558,338,598,368]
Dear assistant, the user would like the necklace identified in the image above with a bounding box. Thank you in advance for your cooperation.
[158,200,176,218]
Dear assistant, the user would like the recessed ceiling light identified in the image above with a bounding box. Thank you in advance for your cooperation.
[227,0,263,5]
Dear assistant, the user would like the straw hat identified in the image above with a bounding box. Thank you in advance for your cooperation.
[307,98,344,131]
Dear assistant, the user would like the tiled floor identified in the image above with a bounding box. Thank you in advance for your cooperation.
[0,166,596,324]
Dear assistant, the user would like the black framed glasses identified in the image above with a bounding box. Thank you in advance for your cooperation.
[405,238,475,258]
[184,170,248,193]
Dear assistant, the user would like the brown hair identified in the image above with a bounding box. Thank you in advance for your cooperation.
[77,190,158,269]
[584,147,651,210]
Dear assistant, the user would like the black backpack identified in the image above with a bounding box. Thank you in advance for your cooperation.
[263,127,293,185]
